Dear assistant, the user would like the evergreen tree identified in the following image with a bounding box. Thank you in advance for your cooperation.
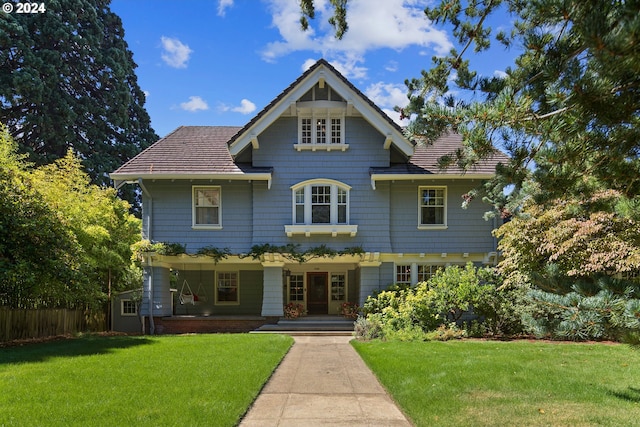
[401,0,640,215]
[303,0,639,214]
[0,0,157,206]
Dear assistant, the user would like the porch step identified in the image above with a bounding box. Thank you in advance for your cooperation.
[252,315,355,335]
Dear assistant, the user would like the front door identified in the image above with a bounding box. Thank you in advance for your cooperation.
[307,272,328,314]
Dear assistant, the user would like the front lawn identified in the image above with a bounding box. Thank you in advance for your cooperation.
[0,334,292,426]
[353,339,640,427]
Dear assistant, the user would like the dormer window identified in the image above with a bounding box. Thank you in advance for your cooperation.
[295,82,348,151]
[299,116,343,145]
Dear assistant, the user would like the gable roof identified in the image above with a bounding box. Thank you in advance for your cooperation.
[110,126,273,188]
[227,59,414,157]
[369,132,509,189]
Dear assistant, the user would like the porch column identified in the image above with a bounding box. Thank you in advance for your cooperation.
[358,257,382,306]
[261,263,285,316]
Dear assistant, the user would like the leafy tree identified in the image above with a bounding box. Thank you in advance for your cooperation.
[496,192,640,341]
[496,191,640,288]
[0,124,82,308]
[30,150,142,304]
[0,0,158,207]
[299,0,348,39]
[0,124,141,309]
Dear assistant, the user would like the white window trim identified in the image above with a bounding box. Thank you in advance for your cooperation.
[418,186,448,230]
[395,263,446,285]
[286,179,357,237]
[215,271,239,306]
[120,299,137,317]
[294,111,348,151]
[192,186,222,230]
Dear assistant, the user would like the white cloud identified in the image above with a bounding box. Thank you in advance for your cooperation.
[494,70,508,79]
[385,61,399,73]
[365,82,410,126]
[160,36,193,68]
[260,0,452,78]
[232,99,257,114]
[219,99,257,115]
[180,96,209,112]
[217,0,234,17]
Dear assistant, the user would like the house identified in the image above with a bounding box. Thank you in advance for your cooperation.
[110,59,508,334]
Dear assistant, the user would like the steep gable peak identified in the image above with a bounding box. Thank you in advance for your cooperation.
[227,59,413,157]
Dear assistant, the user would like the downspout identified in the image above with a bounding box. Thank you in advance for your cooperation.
[147,254,155,335]
[138,178,154,334]
[138,178,152,240]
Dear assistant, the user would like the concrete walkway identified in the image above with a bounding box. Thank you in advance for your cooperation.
[239,335,413,426]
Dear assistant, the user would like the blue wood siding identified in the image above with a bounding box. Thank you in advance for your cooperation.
[139,119,497,257]
[389,180,496,253]
[250,117,393,252]
[142,180,253,253]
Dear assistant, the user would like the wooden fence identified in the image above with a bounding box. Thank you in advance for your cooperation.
[0,308,106,342]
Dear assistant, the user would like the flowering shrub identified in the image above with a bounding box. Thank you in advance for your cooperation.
[341,302,360,319]
[284,302,305,319]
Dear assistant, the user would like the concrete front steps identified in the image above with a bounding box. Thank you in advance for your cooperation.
[253,315,356,335]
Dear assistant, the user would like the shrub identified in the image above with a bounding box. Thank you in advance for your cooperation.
[353,315,383,341]
[425,323,466,341]
[360,263,525,340]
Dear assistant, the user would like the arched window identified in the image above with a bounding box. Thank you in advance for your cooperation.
[285,179,357,237]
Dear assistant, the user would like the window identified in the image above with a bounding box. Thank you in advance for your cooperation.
[292,180,350,225]
[331,273,346,301]
[121,299,137,316]
[301,118,312,144]
[419,186,447,228]
[417,265,441,282]
[331,118,341,144]
[311,185,331,223]
[193,186,221,228]
[286,180,357,237]
[289,274,304,302]
[298,114,343,145]
[396,265,411,285]
[216,272,238,304]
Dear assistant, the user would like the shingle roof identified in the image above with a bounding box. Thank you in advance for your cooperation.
[371,132,509,176]
[111,126,272,177]
[112,126,507,180]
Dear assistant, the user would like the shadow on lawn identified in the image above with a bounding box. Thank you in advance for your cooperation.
[610,387,640,403]
[0,335,155,365]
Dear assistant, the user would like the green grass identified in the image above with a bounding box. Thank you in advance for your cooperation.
[353,339,640,427]
[0,334,292,427]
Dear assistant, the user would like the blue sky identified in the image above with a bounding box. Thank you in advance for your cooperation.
[110,0,518,138]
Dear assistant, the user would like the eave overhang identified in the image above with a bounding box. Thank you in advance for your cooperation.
[369,173,494,189]
[111,171,273,190]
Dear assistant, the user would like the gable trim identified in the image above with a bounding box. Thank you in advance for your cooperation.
[228,60,413,157]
